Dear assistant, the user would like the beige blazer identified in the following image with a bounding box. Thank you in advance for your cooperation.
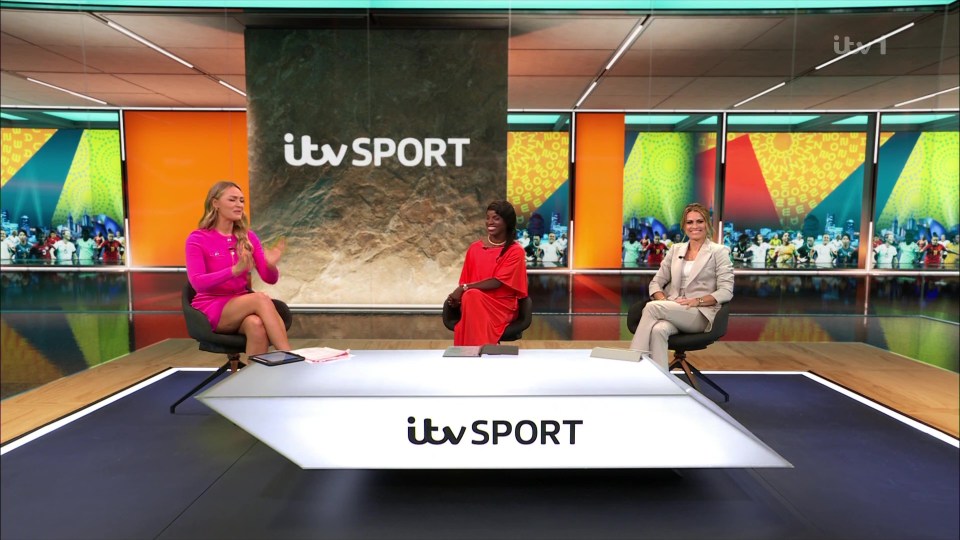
[648,239,734,332]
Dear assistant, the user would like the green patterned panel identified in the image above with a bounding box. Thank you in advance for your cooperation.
[877,132,959,229]
[53,130,123,226]
[66,313,131,367]
[623,132,694,228]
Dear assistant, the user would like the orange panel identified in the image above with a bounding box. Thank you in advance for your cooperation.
[573,113,624,269]
[124,111,248,267]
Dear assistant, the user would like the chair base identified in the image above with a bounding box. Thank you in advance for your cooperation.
[170,354,244,414]
[669,351,730,403]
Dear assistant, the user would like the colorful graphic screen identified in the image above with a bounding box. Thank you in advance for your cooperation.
[723,131,867,269]
[507,131,570,268]
[1,128,124,265]
[874,130,959,269]
[621,131,717,268]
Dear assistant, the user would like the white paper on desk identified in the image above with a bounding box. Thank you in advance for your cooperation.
[291,347,352,363]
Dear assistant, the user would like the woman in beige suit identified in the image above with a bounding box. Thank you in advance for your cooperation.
[630,203,734,369]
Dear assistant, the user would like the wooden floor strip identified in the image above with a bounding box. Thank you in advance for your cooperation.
[2,339,956,444]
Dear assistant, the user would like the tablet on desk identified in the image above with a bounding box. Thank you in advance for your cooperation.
[249,350,305,366]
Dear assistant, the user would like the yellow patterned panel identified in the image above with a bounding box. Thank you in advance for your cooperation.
[747,132,867,228]
[877,132,960,229]
[52,130,123,226]
[506,132,569,225]
[1,128,57,187]
[0,319,64,383]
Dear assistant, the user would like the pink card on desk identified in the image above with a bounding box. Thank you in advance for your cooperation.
[292,347,352,363]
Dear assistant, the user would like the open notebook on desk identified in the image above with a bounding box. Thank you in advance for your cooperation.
[443,345,519,357]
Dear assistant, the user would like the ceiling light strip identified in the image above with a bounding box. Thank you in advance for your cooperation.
[106,21,195,69]
[218,80,247,97]
[26,78,107,105]
[872,113,881,164]
[575,81,599,109]
[815,22,914,71]
[605,19,646,71]
[733,81,785,108]
[570,112,577,164]
[720,112,728,164]
[894,86,960,108]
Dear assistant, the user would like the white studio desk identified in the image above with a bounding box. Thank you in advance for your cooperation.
[197,349,791,470]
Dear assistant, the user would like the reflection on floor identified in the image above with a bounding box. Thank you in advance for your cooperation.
[1,271,958,399]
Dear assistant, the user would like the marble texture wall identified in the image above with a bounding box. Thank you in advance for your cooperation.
[245,27,507,305]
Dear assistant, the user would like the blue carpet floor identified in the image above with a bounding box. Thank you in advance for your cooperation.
[1,371,957,540]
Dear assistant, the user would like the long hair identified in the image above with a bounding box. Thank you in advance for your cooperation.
[487,200,518,258]
[198,181,252,254]
[680,202,713,241]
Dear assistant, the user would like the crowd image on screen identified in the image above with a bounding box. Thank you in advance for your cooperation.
[618,211,958,270]
[720,224,959,270]
[517,211,569,268]
[0,209,125,266]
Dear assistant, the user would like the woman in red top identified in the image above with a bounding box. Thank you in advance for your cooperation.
[446,201,529,346]
[919,234,946,267]
[101,232,123,264]
[645,233,668,268]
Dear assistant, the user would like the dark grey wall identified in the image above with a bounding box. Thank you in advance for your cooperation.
[246,27,507,304]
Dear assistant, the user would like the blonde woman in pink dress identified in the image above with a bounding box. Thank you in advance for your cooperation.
[185,181,291,356]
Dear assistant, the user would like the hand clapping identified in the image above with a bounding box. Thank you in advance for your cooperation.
[264,237,286,269]
[232,245,253,276]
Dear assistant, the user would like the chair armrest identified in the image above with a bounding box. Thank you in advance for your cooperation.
[442,301,461,332]
[626,300,649,334]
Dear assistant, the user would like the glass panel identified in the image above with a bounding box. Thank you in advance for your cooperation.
[507,112,571,268]
[0,108,124,267]
[622,114,718,268]
[723,113,868,270]
[874,112,959,269]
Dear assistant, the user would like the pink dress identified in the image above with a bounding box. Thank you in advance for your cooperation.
[454,242,528,346]
[185,229,279,330]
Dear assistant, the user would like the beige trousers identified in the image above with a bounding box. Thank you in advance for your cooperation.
[629,300,708,369]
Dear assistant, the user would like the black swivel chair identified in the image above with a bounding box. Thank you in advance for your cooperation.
[171,283,293,413]
[627,300,731,402]
[443,296,534,343]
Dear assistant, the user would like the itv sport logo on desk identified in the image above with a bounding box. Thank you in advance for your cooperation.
[406,416,583,446]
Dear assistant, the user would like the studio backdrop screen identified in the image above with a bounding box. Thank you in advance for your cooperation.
[1,127,124,265]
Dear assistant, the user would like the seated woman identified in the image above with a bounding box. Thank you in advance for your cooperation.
[447,200,528,346]
[629,202,734,370]
[185,181,291,356]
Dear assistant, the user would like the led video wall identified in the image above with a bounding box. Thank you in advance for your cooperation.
[874,130,959,268]
[621,131,717,268]
[723,132,867,268]
[1,128,124,265]
[507,131,570,268]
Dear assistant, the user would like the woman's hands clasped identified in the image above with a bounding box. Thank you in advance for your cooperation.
[674,297,702,308]
[447,285,465,307]
[232,246,253,277]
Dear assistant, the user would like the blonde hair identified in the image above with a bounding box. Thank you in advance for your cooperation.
[681,202,714,240]
[199,181,253,254]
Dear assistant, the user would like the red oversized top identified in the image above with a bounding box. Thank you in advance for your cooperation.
[454,241,528,346]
